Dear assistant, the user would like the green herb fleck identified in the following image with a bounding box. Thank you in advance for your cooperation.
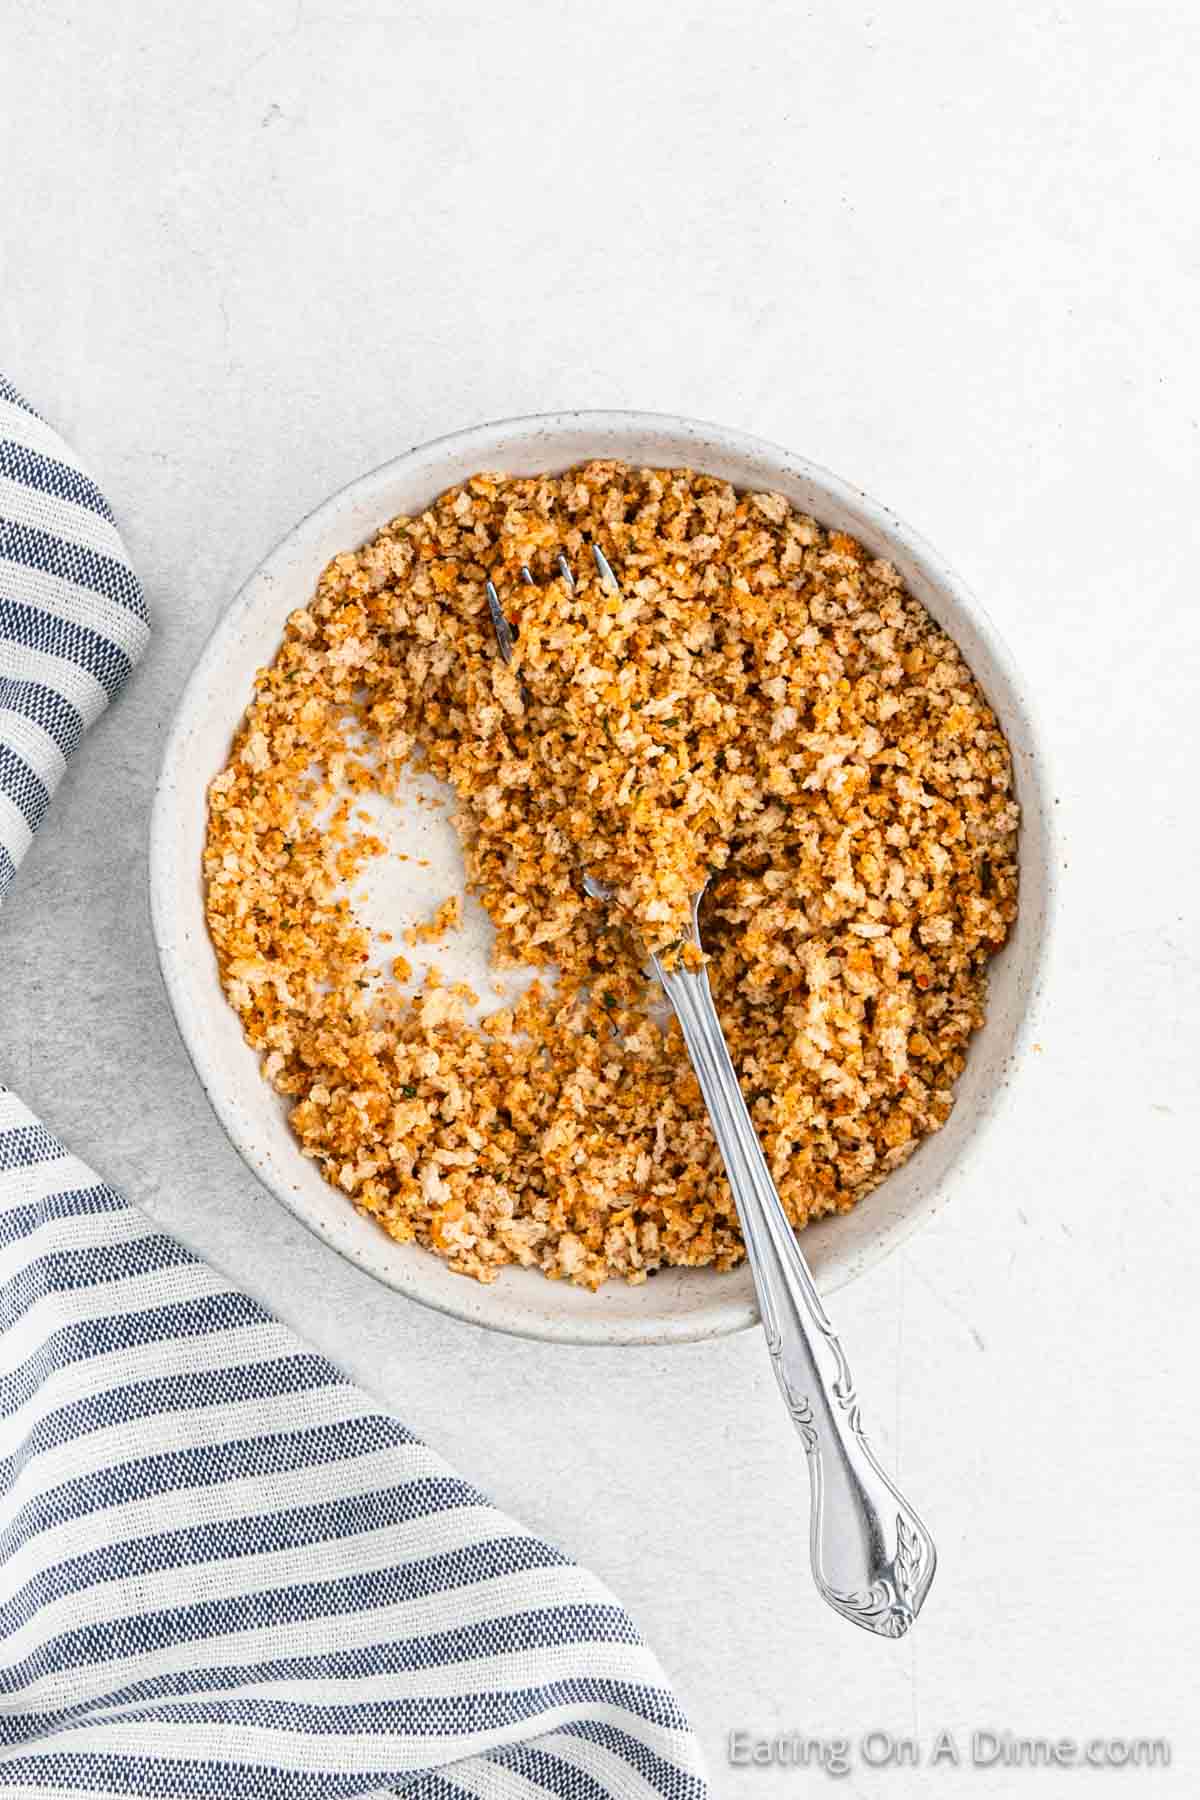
[402,1084,417,1098]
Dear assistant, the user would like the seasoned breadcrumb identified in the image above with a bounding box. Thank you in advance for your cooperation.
[403,895,462,948]
[204,463,1018,1287]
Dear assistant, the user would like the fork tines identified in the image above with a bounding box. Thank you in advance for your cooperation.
[486,547,617,668]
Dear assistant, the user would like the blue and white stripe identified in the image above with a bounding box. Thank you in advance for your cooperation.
[0,378,150,896]
[0,379,707,1797]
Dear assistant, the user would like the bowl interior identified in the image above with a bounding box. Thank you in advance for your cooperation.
[150,411,1052,1345]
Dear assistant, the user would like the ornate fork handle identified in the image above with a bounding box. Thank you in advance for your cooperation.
[655,934,937,1638]
[484,555,935,1636]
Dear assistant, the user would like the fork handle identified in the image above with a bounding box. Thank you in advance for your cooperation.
[656,957,937,1636]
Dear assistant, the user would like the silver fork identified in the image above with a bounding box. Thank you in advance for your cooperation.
[486,549,937,1637]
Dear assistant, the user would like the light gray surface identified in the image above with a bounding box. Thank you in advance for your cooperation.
[3,2,1198,1791]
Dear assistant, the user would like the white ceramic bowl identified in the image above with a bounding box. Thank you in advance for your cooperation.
[150,411,1053,1345]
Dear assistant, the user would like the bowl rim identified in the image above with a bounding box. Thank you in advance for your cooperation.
[149,408,1055,1345]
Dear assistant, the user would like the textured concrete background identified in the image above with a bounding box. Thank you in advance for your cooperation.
[3,1,1198,1790]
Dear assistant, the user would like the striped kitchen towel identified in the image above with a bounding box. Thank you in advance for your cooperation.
[0,376,708,1799]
